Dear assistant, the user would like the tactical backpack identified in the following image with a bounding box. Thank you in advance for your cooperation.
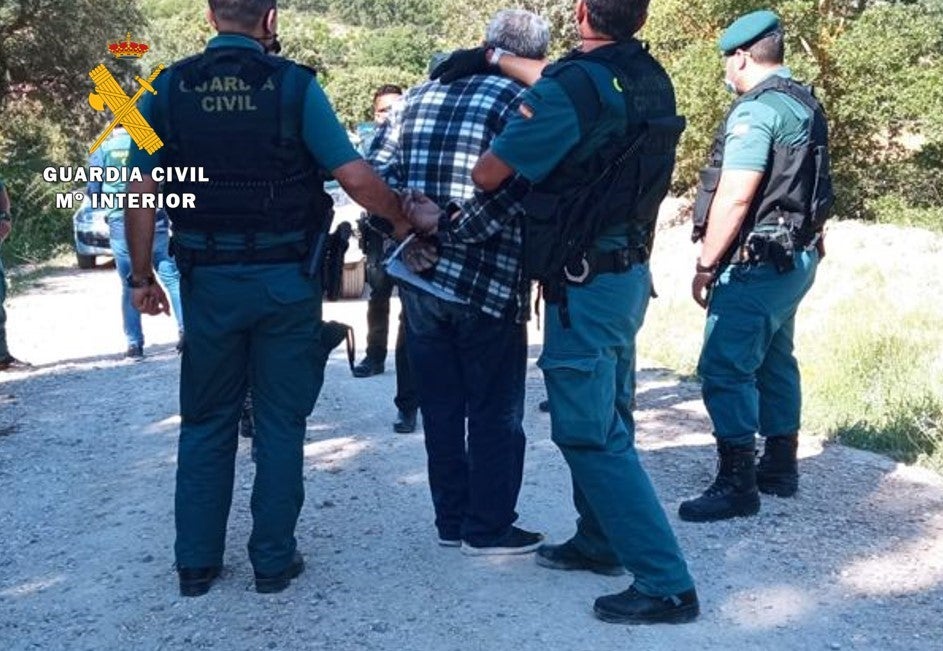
[520,41,685,287]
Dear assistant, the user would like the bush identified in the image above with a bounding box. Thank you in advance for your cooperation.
[0,105,75,265]
[323,66,424,127]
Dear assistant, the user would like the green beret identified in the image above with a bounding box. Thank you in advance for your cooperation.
[718,10,781,55]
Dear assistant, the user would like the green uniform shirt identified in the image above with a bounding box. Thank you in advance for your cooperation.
[722,68,812,172]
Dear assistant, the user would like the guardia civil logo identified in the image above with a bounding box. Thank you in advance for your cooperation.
[87,33,165,155]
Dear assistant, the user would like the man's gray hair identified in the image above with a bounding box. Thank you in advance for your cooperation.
[485,9,550,59]
[208,0,275,28]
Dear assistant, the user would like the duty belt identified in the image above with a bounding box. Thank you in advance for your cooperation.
[564,246,648,285]
[172,240,307,269]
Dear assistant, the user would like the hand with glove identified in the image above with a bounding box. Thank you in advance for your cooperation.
[430,47,490,84]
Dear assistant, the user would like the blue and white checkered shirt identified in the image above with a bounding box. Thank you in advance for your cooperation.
[370,75,531,322]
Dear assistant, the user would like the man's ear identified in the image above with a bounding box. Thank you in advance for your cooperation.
[206,7,218,30]
[263,7,277,35]
[575,0,587,25]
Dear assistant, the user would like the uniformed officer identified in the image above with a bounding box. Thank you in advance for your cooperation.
[0,176,30,371]
[679,10,832,522]
[125,0,408,596]
[465,0,698,625]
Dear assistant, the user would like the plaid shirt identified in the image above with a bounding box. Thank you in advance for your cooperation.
[370,75,531,322]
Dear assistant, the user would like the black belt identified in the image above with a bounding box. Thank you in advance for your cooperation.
[563,247,648,285]
[173,242,307,267]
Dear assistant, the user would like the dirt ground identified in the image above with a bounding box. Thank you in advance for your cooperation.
[0,243,941,650]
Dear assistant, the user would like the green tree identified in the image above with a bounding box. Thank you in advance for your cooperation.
[354,27,439,75]
[323,65,423,127]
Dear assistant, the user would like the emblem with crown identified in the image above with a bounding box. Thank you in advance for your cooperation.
[108,33,149,59]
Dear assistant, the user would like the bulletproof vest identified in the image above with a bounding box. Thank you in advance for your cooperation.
[100,131,132,196]
[521,40,684,283]
[692,75,833,249]
[155,46,332,237]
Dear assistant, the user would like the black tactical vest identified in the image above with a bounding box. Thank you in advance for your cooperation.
[154,46,332,237]
[520,40,685,284]
[691,75,834,252]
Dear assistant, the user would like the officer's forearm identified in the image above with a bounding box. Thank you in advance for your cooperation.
[496,54,547,87]
[700,170,764,267]
[125,177,158,278]
[333,160,407,228]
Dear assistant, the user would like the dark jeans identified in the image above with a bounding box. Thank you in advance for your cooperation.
[366,251,418,412]
[400,286,527,545]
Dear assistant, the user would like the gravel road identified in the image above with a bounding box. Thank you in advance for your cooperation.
[0,252,941,651]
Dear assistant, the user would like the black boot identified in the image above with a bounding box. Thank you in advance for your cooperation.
[757,435,799,497]
[679,440,760,522]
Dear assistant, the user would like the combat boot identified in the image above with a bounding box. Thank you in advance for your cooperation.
[757,434,799,497]
[679,439,760,522]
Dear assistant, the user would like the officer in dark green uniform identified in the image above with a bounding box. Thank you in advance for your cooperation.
[125,0,408,597]
[680,10,832,522]
[467,0,698,625]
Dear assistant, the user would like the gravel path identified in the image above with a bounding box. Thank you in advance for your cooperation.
[0,259,941,651]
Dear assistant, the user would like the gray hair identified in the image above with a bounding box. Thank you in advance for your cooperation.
[484,9,550,59]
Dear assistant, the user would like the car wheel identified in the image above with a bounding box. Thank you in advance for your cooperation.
[76,253,96,269]
[340,260,366,299]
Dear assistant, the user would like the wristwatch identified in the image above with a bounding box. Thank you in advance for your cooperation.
[0,211,9,222]
[695,258,717,274]
[489,47,509,67]
[125,273,156,289]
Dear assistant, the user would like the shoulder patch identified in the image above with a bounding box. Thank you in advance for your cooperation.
[730,122,751,137]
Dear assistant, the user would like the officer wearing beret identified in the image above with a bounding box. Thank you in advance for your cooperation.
[125,0,408,596]
[680,10,833,522]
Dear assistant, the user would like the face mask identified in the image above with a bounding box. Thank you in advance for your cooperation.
[258,34,281,54]
[724,78,738,95]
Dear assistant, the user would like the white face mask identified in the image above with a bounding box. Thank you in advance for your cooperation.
[724,77,738,95]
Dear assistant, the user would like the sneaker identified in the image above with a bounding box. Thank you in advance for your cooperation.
[255,551,305,594]
[438,537,461,548]
[593,584,700,625]
[535,541,625,576]
[125,344,144,359]
[0,355,31,371]
[461,526,544,556]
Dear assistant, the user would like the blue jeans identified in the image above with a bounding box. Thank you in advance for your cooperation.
[698,249,819,443]
[400,287,527,545]
[540,264,694,597]
[109,217,184,347]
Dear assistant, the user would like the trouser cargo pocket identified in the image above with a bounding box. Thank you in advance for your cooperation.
[538,352,613,449]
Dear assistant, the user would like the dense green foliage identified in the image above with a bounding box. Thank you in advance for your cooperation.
[0,0,941,262]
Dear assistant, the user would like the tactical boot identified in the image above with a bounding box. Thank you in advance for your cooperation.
[757,434,799,497]
[679,440,760,522]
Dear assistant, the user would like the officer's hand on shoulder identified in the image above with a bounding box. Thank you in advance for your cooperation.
[430,47,490,84]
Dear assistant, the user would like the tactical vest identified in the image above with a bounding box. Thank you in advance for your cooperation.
[691,75,834,254]
[154,46,332,240]
[520,40,685,286]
